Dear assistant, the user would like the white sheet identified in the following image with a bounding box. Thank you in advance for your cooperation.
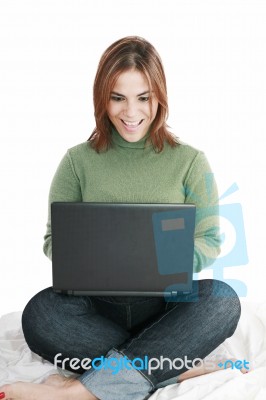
[0,302,265,399]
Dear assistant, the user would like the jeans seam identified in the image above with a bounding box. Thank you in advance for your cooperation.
[79,365,99,383]
[87,296,93,308]
[94,297,160,305]
[126,304,131,330]
[124,303,179,351]
[112,347,155,390]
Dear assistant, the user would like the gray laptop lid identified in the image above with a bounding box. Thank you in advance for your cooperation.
[51,203,196,298]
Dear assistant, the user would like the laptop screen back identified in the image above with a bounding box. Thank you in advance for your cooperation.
[51,203,196,297]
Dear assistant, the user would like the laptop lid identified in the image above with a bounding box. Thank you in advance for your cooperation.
[51,202,196,298]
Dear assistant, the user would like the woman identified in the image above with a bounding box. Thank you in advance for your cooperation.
[0,36,241,400]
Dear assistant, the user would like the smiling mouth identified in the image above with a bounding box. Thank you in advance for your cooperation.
[121,119,144,128]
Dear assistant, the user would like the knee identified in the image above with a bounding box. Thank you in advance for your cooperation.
[22,287,54,345]
[200,279,241,333]
[212,279,241,312]
[215,280,241,339]
[202,278,239,296]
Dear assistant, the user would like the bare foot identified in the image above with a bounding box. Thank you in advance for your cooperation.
[43,373,76,387]
[177,357,249,383]
[0,379,98,400]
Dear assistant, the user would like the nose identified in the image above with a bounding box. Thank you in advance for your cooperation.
[123,100,137,118]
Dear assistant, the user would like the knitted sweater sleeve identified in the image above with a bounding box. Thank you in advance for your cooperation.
[184,151,221,273]
[43,151,82,260]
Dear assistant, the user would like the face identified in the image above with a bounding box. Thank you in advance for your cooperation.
[107,69,159,142]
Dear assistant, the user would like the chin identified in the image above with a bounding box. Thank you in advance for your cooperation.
[123,133,145,142]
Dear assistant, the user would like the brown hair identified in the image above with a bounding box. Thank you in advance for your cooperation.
[88,36,179,152]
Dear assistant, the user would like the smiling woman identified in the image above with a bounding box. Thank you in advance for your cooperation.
[107,70,158,142]
[0,36,241,400]
[89,35,178,152]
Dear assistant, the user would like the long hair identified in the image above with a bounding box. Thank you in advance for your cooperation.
[88,36,179,152]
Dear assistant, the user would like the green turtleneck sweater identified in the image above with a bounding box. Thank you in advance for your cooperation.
[44,129,220,273]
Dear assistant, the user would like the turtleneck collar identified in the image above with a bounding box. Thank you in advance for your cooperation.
[111,127,152,149]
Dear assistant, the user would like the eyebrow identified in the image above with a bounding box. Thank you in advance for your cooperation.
[111,91,151,97]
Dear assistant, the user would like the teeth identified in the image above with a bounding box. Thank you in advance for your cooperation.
[123,120,142,126]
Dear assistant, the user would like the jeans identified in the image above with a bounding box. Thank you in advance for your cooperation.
[22,279,241,400]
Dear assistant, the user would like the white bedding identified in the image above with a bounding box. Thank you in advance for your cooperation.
[0,301,265,399]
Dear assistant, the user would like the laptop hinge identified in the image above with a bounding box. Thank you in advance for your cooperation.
[170,290,191,297]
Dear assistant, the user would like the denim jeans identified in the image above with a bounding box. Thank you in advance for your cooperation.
[22,279,241,400]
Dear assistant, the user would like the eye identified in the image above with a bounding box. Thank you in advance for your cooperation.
[110,95,125,102]
[138,96,150,102]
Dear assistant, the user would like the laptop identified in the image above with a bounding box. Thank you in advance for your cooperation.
[51,202,196,298]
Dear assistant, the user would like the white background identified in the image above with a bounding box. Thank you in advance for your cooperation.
[0,0,265,316]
